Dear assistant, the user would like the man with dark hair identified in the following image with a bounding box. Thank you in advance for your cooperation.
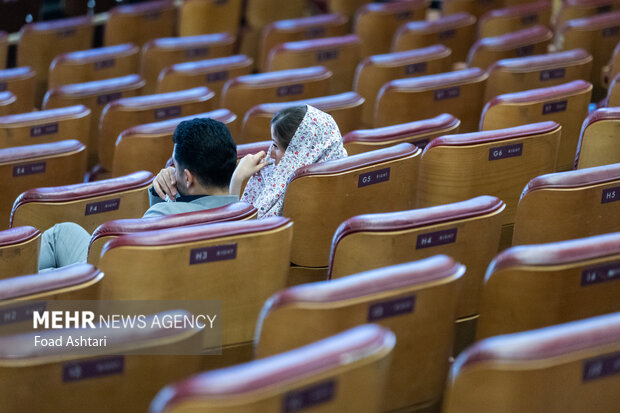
[38,118,239,270]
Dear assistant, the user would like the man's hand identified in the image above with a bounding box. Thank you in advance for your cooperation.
[152,166,178,200]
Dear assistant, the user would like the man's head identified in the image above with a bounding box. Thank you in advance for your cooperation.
[172,118,237,196]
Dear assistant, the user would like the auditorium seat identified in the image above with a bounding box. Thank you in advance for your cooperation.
[605,40,620,87]
[329,196,505,352]
[607,71,620,106]
[0,263,102,301]
[0,310,204,413]
[266,35,362,94]
[512,163,620,245]
[141,33,236,94]
[241,91,365,143]
[467,26,552,69]
[419,122,561,249]
[328,0,371,20]
[113,109,236,177]
[575,107,620,169]
[480,80,592,172]
[477,232,620,340]
[354,45,452,126]
[0,226,40,279]
[98,217,292,363]
[18,16,94,106]
[557,11,620,99]
[157,55,254,105]
[392,12,476,63]
[179,0,243,37]
[259,14,348,71]
[149,324,395,413]
[221,66,332,137]
[442,312,620,413]
[442,0,503,18]
[0,67,36,113]
[0,91,16,116]
[245,0,306,29]
[256,256,463,412]
[478,1,552,38]
[1,140,86,229]
[282,143,420,281]
[11,170,153,233]
[43,74,146,167]
[354,0,427,57]
[555,0,620,29]
[484,48,593,103]
[0,105,91,150]
[0,31,6,69]
[375,67,487,131]
[88,201,256,265]
[343,113,460,155]
[49,43,140,88]
[104,0,177,47]
[98,87,215,172]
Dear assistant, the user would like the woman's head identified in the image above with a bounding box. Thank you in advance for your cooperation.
[270,105,308,165]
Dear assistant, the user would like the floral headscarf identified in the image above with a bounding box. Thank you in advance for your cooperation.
[241,105,347,218]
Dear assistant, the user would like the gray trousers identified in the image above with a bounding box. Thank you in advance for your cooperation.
[38,223,91,271]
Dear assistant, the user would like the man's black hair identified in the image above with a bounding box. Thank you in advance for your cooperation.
[173,118,237,189]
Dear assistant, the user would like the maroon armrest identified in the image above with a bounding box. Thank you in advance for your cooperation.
[237,141,272,158]
[90,201,257,246]
[468,25,553,53]
[149,324,394,412]
[0,105,90,126]
[343,113,459,147]
[105,86,213,110]
[224,66,331,89]
[0,139,85,164]
[487,48,591,73]
[109,0,174,16]
[101,216,290,255]
[12,170,153,209]
[0,226,40,248]
[0,91,16,106]
[381,67,486,93]
[361,45,451,67]
[290,142,418,181]
[558,9,620,32]
[145,33,235,51]
[423,121,559,155]
[265,13,347,33]
[486,232,620,275]
[521,162,620,198]
[395,12,475,34]
[20,15,92,34]
[51,43,138,67]
[484,79,592,109]
[480,0,551,21]
[271,34,360,54]
[0,67,35,82]
[0,263,101,300]
[161,55,253,80]
[358,0,426,15]
[44,74,145,99]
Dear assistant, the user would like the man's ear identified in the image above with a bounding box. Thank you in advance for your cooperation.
[184,169,194,188]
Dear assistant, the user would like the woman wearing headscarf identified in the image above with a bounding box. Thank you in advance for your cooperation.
[230,105,348,218]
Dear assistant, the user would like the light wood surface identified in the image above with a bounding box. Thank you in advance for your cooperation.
[179,0,243,36]
[0,231,40,280]
[575,116,620,169]
[0,67,36,113]
[104,1,177,47]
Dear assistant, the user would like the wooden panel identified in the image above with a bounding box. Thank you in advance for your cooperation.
[0,67,36,113]
[478,0,552,38]
[0,230,40,279]
[104,0,177,47]
[575,115,620,169]
[179,0,243,36]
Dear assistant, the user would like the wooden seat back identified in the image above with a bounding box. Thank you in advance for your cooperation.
[141,33,236,94]
[480,80,592,171]
[43,74,146,167]
[354,45,452,126]
[328,0,372,20]
[255,256,463,412]
[49,43,140,88]
[179,0,243,36]
[88,201,257,265]
[512,163,620,245]
[242,91,365,143]
[575,107,620,169]
[282,143,421,267]
[419,122,561,248]
[0,67,36,112]
[606,40,620,87]
[555,0,620,29]
[329,196,504,324]
[244,0,306,29]
[98,87,215,171]
[259,14,348,71]
[484,48,592,103]
[104,0,177,47]
[0,226,40,279]
[354,0,427,57]
[442,0,503,18]
[443,312,620,413]
[0,140,86,229]
[478,1,552,38]
[343,113,460,155]
[266,35,362,94]
[150,324,395,413]
[113,109,236,177]
[478,232,620,339]
[0,105,91,149]
[18,16,94,106]
[221,66,332,137]
[467,26,553,69]
[11,170,153,232]
[375,67,487,131]
[392,12,477,63]
[98,217,293,349]
[607,71,620,106]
